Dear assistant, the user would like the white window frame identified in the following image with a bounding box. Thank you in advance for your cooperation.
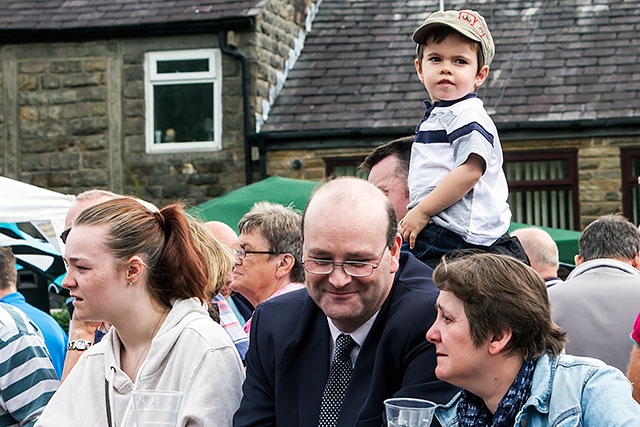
[144,49,222,153]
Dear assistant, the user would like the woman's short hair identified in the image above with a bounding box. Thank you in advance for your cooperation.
[238,201,305,283]
[433,252,566,358]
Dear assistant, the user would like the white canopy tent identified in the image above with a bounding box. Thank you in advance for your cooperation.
[0,176,75,252]
[1,177,75,297]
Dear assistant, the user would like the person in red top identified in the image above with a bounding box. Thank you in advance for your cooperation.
[627,312,640,403]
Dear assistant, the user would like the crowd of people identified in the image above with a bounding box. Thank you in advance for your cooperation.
[1,7,639,427]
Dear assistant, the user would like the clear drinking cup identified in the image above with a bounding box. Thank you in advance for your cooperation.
[132,390,183,427]
[384,397,436,427]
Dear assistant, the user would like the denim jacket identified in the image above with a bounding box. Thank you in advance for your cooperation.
[435,354,640,426]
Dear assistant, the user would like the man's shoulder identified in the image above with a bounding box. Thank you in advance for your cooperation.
[393,252,439,298]
[262,287,309,307]
[0,302,38,337]
[3,296,66,336]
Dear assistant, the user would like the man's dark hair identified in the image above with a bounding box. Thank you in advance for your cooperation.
[0,246,17,290]
[359,136,413,176]
[579,214,640,261]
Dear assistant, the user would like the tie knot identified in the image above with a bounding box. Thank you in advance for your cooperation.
[335,334,356,361]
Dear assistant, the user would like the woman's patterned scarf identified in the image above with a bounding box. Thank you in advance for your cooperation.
[457,357,536,427]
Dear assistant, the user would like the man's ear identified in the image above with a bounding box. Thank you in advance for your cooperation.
[389,234,402,274]
[488,329,512,355]
[631,252,640,270]
[574,254,584,266]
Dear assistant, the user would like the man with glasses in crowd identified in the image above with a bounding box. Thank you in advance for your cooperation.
[230,201,305,335]
[233,177,458,427]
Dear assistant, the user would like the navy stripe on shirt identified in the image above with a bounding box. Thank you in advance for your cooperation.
[449,122,494,146]
[415,121,494,147]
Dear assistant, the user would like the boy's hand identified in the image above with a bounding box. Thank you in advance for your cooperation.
[399,208,430,249]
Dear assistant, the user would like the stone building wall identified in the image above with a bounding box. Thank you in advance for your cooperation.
[0,37,248,208]
[0,0,316,209]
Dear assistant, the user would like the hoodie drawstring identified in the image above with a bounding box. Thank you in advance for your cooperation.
[105,366,116,427]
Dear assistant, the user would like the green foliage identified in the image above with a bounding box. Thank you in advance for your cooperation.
[50,308,69,334]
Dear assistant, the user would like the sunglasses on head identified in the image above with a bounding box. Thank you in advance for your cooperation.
[59,228,71,244]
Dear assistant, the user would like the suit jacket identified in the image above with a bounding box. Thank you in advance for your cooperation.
[233,252,459,427]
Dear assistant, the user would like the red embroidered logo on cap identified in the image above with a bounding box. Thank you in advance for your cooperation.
[458,11,486,38]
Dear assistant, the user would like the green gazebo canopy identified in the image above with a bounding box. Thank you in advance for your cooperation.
[192,176,580,265]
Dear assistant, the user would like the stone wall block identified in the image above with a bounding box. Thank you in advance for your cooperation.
[123,66,143,81]
[84,60,107,72]
[47,172,72,187]
[71,169,109,187]
[61,73,104,88]
[18,106,38,121]
[50,60,82,74]
[39,106,63,121]
[18,74,39,91]
[83,151,109,169]
[76,87,107,102]
[18,61,46,74]
[123,99,145,116]
[70,117,108,136]
[205,185,226,198]
[123,117,145,135]
[161,184,190,199]
[123,81,144,98]
[49,152,80,171]
[90,102,107,117]
[61,103,90,120]
[187,173,220,185]
[19,122,45,139]
[41,75,61,89]
[79,135,108,150]
[22,153,48,171]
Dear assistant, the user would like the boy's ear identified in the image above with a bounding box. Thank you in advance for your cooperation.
[474,65,490,89]
[415,58,425,83]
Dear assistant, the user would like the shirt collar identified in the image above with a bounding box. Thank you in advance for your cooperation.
[327,311,379,348]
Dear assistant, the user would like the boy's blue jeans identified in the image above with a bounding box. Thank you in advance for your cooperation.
[402,223,530,269]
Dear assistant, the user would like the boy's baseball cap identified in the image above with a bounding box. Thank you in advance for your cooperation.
[412,9,495,66]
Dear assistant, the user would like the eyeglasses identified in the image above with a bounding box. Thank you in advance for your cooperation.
[233,248,278,261]
[59,228,71,244]
[302,247,387,278]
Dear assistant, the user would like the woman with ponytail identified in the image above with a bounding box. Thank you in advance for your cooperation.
[37,198,244,426]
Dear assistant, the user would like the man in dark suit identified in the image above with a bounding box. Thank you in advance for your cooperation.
[233,177,458,427]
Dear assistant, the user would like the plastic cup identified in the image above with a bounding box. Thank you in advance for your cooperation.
[132,390,183,427]
[384,397,436,427]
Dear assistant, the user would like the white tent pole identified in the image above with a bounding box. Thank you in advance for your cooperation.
[440,0,444,11]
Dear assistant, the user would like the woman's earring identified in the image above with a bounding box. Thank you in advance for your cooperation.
[128,280,133,286]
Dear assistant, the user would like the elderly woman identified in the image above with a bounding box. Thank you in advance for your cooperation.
[36,198,244,427]
[427,253,640,426]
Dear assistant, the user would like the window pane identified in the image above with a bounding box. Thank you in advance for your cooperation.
[628,157,640,223]
[153,83,214,143]
[157,59,209,73]
[505,159,568,181]
[508,189,574,229]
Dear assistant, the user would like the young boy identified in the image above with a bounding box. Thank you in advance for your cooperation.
[399,9,528,267]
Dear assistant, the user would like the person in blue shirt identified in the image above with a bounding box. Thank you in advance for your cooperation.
[0,246,68,379]
[427,252,640,426]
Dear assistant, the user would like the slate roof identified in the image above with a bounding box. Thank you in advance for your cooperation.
[261,0,640,134]
[0,0,263,32]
